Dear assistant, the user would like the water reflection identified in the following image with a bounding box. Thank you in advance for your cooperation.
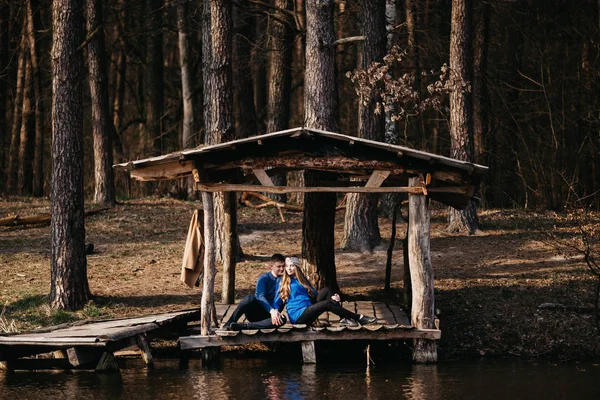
[1,358,600,399]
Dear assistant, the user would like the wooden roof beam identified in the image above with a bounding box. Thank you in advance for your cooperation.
[252,169,275,186]
[195,183,426,194]
[365,170,391,188]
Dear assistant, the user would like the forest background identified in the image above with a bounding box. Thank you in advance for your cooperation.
[1,0,598,210]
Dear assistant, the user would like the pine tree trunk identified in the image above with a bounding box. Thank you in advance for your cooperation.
[50,0,90,310]
[17,54,34,196]
[252,14,267,133]
[233,4,258,139]
[266,0,292,202]
[472,2,490,166]
[287,0,305,206]
[0,1,7,193]
[86,0,115,206]
[447,0,479,234]
[207,0,238,304]
[302,0,337,291]
[342,0,385,252]
[145,0,163,156]
[177,0,194,149]
[202,0,212,142]
[25,0,44,197]
[380,0,401,219]
[111,48,126,162]
[7,35,25,194]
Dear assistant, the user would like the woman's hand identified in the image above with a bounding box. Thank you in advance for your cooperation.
[331,293,341,302]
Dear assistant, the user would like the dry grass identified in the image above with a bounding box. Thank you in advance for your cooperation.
[0,197,598,360]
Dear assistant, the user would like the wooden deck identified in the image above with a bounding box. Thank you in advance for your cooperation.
[180,301,441,362]
[0,309,199,371]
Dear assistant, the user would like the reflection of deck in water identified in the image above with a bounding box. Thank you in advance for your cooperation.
[181,301,441,363]
[0,310,199,372]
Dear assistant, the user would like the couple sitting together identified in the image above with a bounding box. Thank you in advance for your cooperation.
[222,253,377,331]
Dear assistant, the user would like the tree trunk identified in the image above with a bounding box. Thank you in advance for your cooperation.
[145,0,163,156]
[233,3,258,139]
[25,0,44,197]
[472,2,490,166]
[288,0,305,206]
[0,1,8,192]
[200,191,216,335]
[17,54,34,196]
[447,0,479,234]
[50,0,91,310]
[342,0,385,252]
[408,177,436,363]
[177,0,194,149]
[202,0,212,142]
[86,0,115,206]
[7,34,25,194]
[177,0,195,199]
[302,0,337,291]
[380,0,401,219]
[266,0,292,202]
[252,13,267,133]
[207,0,238,304]
[111,48,126,162]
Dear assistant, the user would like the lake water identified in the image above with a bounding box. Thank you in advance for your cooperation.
[1,357,600,399]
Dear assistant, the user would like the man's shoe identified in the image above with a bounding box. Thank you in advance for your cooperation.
[229,322,249,331]
[357,315,377,325]
[339,318,358,327]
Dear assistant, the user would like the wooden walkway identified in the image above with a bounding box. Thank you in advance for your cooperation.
[0,309,199,371]
[180,301,440,363]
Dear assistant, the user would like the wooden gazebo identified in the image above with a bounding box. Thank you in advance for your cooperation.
[114,127,488,363]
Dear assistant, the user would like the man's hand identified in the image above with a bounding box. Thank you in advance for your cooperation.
[331,293,341,303]
[270,309,283,325]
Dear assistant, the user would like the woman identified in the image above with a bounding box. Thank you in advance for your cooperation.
[273,257,377,326]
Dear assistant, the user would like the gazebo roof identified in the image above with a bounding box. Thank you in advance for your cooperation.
[114,127,488,209]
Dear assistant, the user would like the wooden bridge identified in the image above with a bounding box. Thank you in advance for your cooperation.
[0,309,199,372]
[181,301,441,364]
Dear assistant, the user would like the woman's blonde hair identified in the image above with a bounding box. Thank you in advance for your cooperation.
[279,257,315,302]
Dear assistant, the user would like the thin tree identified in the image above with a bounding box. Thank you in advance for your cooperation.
[0,1,7,192]
[17,53,33,195]
[177,0,195,198]
[341,0,386,253]
[50,0,91,310]
[206,0,238,304]
[145,0,163,156]
[266,0,292,202]
[25,0,44,197]
[86,0,116,206]
[233,3,258,139]
[7,27,25,194]
[447,0,479,234]
[302,0,338,291]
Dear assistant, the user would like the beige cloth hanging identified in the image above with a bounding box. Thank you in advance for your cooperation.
[180,210,204,288]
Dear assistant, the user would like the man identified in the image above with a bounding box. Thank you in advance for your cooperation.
[222,253,287,330]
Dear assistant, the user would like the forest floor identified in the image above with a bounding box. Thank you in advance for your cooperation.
[0,196,598,361]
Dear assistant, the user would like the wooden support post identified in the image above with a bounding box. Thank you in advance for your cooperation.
[95,352,119,372]
[136,333,154,367]
[200,191,216,336]
[67,347,101,367]
[0,360,13,373]
[201,347,221,366]
[300,341,316,364]
[408,177,437,363]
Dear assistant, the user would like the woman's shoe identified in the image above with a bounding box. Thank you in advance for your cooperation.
[357,315,377,325]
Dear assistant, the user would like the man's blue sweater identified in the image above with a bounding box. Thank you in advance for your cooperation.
[255,272,279,312]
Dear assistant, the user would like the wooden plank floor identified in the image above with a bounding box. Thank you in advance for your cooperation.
[180,301,440,351]
[0,309,200,363]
